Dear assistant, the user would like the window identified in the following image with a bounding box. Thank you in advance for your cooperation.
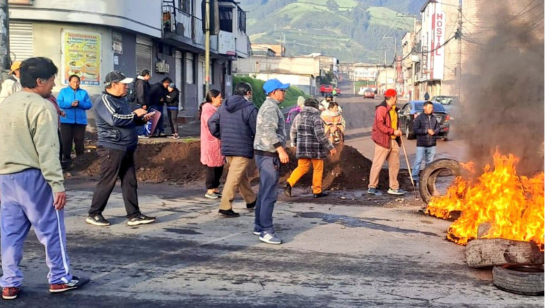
[180,0,192,14]
[238,8,246,33]
[186,52,194,84]
[219,6,233,32]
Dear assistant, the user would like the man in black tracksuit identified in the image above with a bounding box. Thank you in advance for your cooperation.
[412,100,441,183]
[86,71,156,227]
[149,77,172,137]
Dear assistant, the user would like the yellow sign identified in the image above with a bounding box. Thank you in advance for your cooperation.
[62,31,101,86]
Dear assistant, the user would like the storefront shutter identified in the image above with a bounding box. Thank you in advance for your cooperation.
[9,21,33,61]
[136,36,152,74]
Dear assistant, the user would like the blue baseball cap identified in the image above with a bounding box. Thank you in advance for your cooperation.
[263,79,290,95]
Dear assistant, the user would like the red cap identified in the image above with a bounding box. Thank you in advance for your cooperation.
[385,89,397,97]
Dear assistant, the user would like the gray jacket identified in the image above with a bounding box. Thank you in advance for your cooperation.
[254,97,286,153]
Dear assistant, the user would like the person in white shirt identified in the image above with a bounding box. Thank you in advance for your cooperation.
[0,61,23,103]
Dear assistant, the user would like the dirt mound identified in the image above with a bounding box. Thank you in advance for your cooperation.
[73,141,412,190]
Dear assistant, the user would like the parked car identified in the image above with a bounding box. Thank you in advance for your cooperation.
[398,100,451,140]
[363,88,375,99]
[320,84,333,94]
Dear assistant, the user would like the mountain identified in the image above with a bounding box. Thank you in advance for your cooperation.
[239,0,426,63]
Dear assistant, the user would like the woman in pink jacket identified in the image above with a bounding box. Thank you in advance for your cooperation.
[200,89,225,199]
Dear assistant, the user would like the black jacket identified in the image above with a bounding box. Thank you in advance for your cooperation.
[134,78,150,107]
[149,82,167,107]
[208,95,258,158]
[165,88,180,108]
[95,92,147,151]
[413,112,441,147]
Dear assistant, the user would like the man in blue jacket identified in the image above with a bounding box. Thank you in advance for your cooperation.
[208,82,258,218]
[412,101,441,183]
[86,71,156,227]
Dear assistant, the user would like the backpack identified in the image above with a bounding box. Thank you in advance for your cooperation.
[127,82,137,103]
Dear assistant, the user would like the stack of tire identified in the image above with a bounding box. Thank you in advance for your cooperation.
[419,159,544,296]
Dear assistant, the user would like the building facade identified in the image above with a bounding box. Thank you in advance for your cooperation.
[417,0,460,98]
[8,0,250,120]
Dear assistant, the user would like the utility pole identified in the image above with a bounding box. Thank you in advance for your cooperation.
[0,0,10,71]
[204,0,210,97]
[457,0,463,101]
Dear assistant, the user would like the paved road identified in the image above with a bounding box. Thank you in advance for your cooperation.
[1,179,543,307]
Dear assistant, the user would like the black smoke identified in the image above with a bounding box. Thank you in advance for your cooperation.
[456,0,544,175]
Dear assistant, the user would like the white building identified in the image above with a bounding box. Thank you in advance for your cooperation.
[8,0,250,118]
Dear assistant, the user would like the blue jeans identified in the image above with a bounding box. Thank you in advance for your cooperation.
[412,146,436,181]
[254,154,280,234]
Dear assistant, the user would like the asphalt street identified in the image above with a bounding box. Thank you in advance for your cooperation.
[0,82,543,307]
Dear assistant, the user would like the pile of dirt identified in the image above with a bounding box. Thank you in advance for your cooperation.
[73,140,412,190]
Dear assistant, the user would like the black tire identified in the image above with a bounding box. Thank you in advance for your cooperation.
[493,264,544,296]
[443,134,449,141]
[419,158,462,204]
[405,123,415,140]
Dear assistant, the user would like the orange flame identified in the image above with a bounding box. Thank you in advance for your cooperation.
[425,151,544,250]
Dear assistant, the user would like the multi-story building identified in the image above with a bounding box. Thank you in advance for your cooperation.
[417,0,460,97]
[251,44,285,57]
[8,0,250,120]
[401,21,421,100]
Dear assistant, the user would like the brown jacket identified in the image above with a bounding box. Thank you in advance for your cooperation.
[372,100,401,149]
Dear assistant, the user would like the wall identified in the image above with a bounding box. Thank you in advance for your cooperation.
[10,0,162,37]
[31,21,114,97]
[113,30,137,78]
[235,56,321,77]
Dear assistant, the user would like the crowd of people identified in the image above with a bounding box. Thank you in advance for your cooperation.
[0,55,442,300]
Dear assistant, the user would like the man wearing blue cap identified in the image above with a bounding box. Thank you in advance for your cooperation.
[253,79,290,245]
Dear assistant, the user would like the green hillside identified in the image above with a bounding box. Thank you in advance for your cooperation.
[239,0,424,63]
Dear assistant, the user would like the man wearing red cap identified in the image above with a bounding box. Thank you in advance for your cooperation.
[367,89,405,195]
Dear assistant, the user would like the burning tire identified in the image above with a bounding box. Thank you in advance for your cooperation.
[493,264,544,296]
[465,238,544,268]
[419,158,462,204]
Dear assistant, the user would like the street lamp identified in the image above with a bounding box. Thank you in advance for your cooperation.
[382,37,396,92]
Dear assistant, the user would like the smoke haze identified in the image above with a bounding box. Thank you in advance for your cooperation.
[457,0,544,175]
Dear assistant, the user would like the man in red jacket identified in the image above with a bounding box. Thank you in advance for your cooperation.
[367,89,405,195]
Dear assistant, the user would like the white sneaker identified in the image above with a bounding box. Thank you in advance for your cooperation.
[259,231,282,245]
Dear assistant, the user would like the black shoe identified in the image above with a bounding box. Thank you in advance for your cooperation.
[284,182,292,197]
[246,200,256,209]
[313,192,329,198]
[127,214,156,226]
[86,214,110,226]
[218,209,240,217]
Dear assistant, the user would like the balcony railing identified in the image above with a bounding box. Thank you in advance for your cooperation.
[162,4,205,47]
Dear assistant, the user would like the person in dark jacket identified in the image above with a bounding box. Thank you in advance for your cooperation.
[412,101,441,183]
[165,83,180,139]
[86,71,156,227]
[208,82,258,218]
[149,77,172,137]
[285,98,336,198]
[424,91,430,100]
[134,70,151,137]
[367,89,405,196]
[57,75,92,170]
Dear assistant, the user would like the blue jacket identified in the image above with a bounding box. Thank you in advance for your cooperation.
[57,86,93,125]
[208,95,258,158]
[413,112,441,147]
[94,92,147,151]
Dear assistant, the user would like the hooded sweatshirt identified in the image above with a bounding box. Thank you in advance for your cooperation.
[208,94,258,158]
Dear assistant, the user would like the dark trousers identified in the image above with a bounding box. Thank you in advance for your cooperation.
[89,147,141,219]
[205,165,224,190]
[60,124,86,160]
[254,155,280,234]
[152,105,165,134]
[167,108,179,135]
